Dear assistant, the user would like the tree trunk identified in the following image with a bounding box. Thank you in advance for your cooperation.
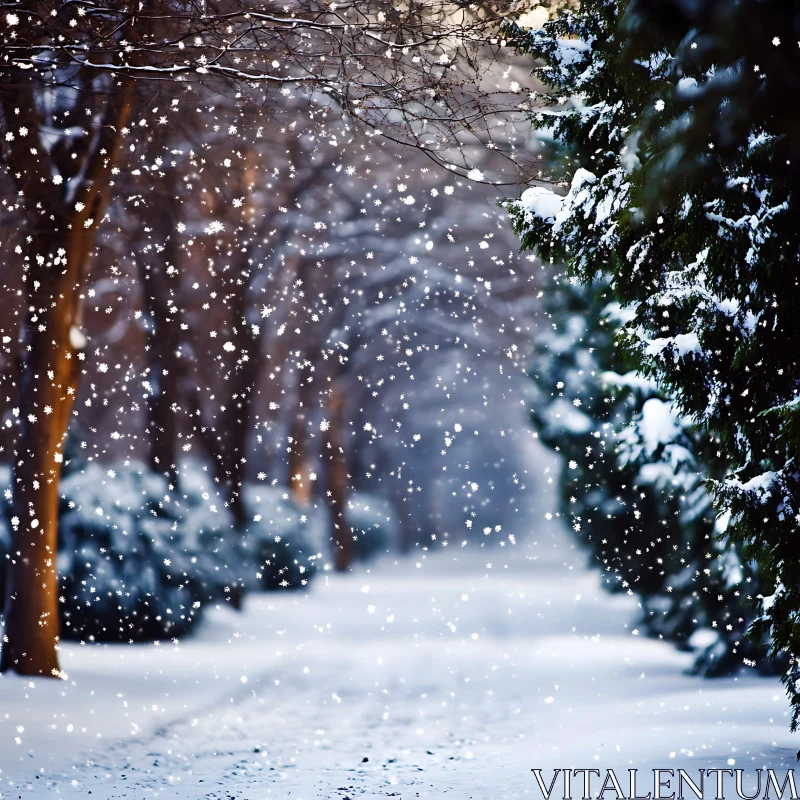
[139,219,183,485]
[218,280,262,527]
[190,321,261,529]
[288,410,312,506]
[224,334,261,529]
[288,360,316,507]
[0,78,133,676]
[326,386,352,571]
[2,228,90,676]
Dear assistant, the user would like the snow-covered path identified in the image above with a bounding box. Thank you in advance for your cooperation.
[0,525,796,798]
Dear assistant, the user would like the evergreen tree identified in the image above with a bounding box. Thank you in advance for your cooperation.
[530,271,769,675]
[508,0,800,722]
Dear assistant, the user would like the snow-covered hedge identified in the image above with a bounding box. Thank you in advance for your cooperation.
[0,461,322,642]
[57,462,246,641]
[508,0,795,701]
[0,460,402,644]
[234,488,398,585]
[526,275,775,677]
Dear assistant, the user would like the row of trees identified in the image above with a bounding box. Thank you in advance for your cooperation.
[528,272,774,676]
[0,0,538,676]
[509,0,800,737]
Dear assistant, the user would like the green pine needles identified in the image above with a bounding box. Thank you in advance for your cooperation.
[508,0,800,732]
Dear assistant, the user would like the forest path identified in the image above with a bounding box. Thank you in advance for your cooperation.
[0,525,796,798]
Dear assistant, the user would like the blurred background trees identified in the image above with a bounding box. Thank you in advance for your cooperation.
[0,0,542,675]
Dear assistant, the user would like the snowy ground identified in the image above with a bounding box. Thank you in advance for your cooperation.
[0,523,796,799]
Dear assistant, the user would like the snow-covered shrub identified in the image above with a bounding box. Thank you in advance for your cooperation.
[345,492,399,562]
[55,461,324,642]
[0,456,327,643]
[57,461,243,642]
[159,464,248,606]
[240,485,320,590]
[611,384,776,676]
[527,276,673,599]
